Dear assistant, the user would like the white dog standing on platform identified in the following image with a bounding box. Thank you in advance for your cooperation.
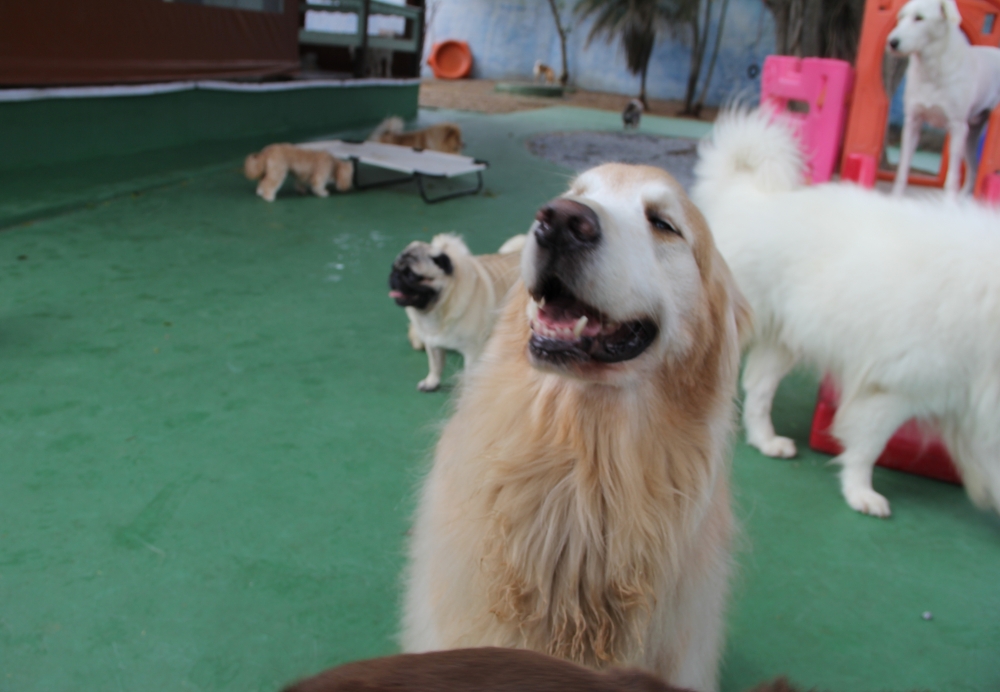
[888,0,1000,197]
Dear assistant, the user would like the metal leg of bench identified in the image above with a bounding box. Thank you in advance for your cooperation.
[352,160,415,191]
[416,171,484,204]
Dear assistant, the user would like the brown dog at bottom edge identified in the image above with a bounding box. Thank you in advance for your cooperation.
[281,647,809,692]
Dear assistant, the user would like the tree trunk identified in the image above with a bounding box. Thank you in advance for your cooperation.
[640,59,649,108]
[546,0,570,86]
[693,0,731,115]
[682,0,713,115]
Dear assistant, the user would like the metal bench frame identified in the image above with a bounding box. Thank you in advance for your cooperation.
[349,155,487,204]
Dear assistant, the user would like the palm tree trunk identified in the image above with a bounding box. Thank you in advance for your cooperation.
[640,59,649,108]
[683,0,714,115]
[546,0,570,86]
[693,0,731,115]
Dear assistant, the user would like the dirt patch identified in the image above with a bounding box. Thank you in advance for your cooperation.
[526,132,700,191]
[419,79,717,121]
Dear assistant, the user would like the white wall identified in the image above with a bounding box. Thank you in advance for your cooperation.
[422,0,776,105]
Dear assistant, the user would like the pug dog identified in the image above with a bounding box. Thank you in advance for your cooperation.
[389,233,525,391]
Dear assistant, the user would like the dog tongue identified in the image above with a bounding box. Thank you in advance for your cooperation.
[389,290,405,299]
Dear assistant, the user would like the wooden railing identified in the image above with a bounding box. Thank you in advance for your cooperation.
[300,0,424,73]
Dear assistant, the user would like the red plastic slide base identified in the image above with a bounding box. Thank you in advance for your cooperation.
[808,375,963,485]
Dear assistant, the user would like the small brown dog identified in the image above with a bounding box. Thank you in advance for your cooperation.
[534,59,557,84]
[368,116,463,154]
[281,648,812,692]
[244,144,353,202]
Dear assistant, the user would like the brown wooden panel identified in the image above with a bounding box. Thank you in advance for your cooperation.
[0,0,300,85]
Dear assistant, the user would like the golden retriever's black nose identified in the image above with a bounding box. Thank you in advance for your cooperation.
[535,199,601,249]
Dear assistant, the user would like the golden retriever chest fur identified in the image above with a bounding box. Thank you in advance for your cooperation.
[482,389,717,667]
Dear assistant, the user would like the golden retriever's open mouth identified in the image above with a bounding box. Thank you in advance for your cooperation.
[527,277,658,364]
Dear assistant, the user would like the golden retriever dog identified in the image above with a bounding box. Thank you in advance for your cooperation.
[389,234,524,391]
[402,164,750,692]
[368,116,463,154]
[244,144,353,202]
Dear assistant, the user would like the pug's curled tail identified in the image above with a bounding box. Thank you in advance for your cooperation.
[497,234,526,254]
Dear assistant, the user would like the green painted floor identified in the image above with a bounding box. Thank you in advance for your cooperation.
[1,107,997,692]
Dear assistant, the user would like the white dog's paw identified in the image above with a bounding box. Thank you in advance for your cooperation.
[755,436,798,458]
[417,377,440,392]
[257,187,276,202]
[843,486,892,518]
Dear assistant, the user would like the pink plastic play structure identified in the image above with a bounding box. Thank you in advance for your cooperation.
[760,56,855,183]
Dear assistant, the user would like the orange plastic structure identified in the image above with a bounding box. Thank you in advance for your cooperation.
[983,171,1000,202]
[427,40,472,80]
[839,0,1000,197]
[761,56,855,182]
[841,151,878,185]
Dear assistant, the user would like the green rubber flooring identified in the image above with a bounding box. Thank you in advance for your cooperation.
[1,107,997,692]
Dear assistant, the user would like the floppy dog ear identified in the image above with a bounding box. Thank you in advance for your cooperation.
[941,0,961,24]
[432,253,454,275]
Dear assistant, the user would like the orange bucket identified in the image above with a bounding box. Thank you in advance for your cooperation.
[427,40,472,80]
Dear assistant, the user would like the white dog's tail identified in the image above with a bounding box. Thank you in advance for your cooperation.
[368,116,405,141]
[497,234,526,254]
[693,107,806,201]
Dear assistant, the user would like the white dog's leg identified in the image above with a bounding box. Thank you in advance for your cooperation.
[833,391,913,517]
[418,347,446,392]
[946,427,1000,513]
[962,116,988,195]
[892,111,921,197]
[944,120,969,198]
[742,342,798,458]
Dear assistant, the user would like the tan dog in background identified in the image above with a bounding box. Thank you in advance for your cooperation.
[534,60,557,84]
[403,164,749,691]
[389,234,524,391]
[244,144,353,202]
[369,117,463,154]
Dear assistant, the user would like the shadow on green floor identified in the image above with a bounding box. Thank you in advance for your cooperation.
[0,107,996,692]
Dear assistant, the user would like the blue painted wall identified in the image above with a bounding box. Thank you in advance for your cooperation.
[422,0,776,106]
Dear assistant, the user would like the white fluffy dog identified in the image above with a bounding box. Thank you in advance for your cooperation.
[694,107,1000,518]
[403,164,749,691]
[887,0,1000,197]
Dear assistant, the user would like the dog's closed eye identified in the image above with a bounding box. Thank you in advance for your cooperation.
[647,211,682,237]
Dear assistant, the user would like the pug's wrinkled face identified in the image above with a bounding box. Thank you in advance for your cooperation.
[388,241,455,311]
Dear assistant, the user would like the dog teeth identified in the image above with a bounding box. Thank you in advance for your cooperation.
[573,316,588,338]
[526,299,539,322]
[538,297,546,309]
